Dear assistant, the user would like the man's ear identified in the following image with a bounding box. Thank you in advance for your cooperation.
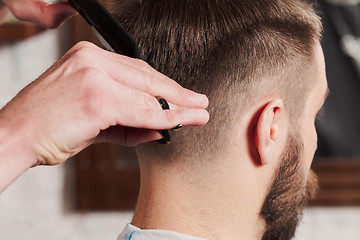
[254,99,288,165]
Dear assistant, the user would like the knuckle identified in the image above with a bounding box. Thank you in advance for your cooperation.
[141,72,154,93]
[164,110,176,124]
[73,46,93,60]
[68,46,96,68]
[80,67,102,79]
[133,58,151,69]
[76,68,106,116]
[68,42,96,60]
[76,67,103,90]
[72,41,96,51]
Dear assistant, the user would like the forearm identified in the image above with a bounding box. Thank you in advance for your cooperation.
[0,126,35,192]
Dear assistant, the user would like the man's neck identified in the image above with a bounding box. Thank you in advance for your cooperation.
[131,160,266,240]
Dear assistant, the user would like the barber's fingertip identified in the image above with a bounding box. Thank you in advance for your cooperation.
[199,109,210,123]
[180,109,209,126]
[193,93,209,107]
[190,109,210,125]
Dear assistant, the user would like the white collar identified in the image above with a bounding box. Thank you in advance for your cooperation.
[117,223,207,240]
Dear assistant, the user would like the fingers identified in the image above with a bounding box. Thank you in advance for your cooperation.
[94,76,210,130]
[3,0,76,28]
[68,67,209,130]
[65,42,209,109]
[71,68,209,145]
[107,57,209,109]
[129,108,210,129]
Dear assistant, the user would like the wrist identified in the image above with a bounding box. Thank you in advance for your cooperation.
[0,125,37,191]
[0,124,38,168]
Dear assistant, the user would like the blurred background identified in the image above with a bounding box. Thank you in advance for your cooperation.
[0,0,359,239]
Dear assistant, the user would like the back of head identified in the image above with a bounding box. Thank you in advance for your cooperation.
[112,0,322,164]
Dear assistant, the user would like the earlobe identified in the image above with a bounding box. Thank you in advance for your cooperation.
[255,99,287,165]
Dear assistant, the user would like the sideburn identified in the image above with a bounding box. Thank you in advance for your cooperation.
[260,136,319,240]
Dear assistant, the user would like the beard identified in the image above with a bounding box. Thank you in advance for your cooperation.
[260,135,319,240]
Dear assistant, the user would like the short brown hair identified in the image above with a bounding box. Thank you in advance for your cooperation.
[113,0,322,163]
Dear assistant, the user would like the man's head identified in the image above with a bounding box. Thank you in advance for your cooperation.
[113,0,327,239]
[260,42,328,239]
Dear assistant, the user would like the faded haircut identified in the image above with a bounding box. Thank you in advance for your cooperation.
[112,0,322,163]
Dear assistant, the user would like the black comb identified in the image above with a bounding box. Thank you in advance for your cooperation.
[68,0,140,58]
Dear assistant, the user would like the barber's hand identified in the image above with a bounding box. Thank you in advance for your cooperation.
[0,42,209,166]
[1,0,76,28]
